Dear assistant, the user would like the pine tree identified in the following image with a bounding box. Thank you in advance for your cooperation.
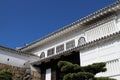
[57,61,116,80]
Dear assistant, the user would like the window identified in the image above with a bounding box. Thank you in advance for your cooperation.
[7,58,9,61]
[66,40,75,50]
[96,59,120,77]
[47,48,54,56]
[40,52,45,59]
[56,44,64,53]
[78,37,86,46]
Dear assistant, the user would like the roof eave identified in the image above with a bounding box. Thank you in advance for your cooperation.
[20,1,120,51]
[31,31,120,65]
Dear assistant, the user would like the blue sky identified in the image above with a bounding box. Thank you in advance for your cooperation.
[0,0,116,49]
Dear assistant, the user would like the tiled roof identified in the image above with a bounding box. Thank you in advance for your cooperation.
[32,31,120,65]
[0,45,39,58]
[20,1,120,51]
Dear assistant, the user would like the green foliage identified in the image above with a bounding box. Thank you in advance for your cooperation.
[0,71,13,80]
[57,61,81,73]
[63,72,94,80]
[57,61,116,80]
[82,62,107,75]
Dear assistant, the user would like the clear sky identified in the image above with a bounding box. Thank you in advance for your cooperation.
[0,0,116,49]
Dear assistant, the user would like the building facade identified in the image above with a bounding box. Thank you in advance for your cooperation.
[0,1,120,80]
[0,46,39,68]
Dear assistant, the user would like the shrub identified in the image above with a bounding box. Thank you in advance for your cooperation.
[82,62,107,75]
[0,71,13,80]
[58,61,116,80]
[63,72,94,80]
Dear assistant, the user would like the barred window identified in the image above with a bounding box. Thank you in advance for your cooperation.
[96,59,120,77]
[47,48,54,56]
[56,44,64,53]
[78,37,86,46]
[66,40,75,50]
[40,52,45,59]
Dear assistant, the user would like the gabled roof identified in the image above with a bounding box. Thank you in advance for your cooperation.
[19,1,120,51]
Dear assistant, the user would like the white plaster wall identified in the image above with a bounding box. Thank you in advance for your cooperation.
[117,12,120,30]
[85,20,118,42]
[28,10,120,79]
[0,50,28,67]
[96,59,120,79]
[32,31,85,57]
[32,18,119,58]
[29,11,120,60]
[111,76,120,80]
[80,39,120,79]
[80,42,120,65]
[45,68,51,80]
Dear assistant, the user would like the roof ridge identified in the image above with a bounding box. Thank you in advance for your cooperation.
[0,45,38,57]
[19,1,120,51]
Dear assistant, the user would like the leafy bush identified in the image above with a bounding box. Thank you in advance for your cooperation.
[0,71,13,80]
[82,62,107,75]
[58,61,81,73]
[57,61,116,80]
[63,72,94,80]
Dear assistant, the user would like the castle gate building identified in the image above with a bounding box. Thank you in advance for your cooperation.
[0,1,120,80]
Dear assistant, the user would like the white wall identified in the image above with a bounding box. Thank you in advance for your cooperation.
[117,12,120,30]
[23,10,120,79]
[85,20,118,42]
[80,38,120,79]
[32,30,85,57]
[32,16,120,59]
[45,68,51,80]
[0,50,28,67]
[80,41,120,66]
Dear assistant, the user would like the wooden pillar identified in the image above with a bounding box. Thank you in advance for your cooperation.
[51,59,58,80]
[41,68,45,80]
[51,68,57,80]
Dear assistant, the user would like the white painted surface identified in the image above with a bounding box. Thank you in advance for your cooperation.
[96,59,120,78]
[0,50,28,67]
[32,18,120,58]
[80,39,120,79]
[45,68,51,80]
[32,32,85,57]
[85,20,117,42]
[117,11,120,30]
[117,17,120,30]
[25,10,120,79]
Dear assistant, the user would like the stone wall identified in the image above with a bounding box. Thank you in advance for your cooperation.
[0,63,41,80]
[32,71,41,80]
